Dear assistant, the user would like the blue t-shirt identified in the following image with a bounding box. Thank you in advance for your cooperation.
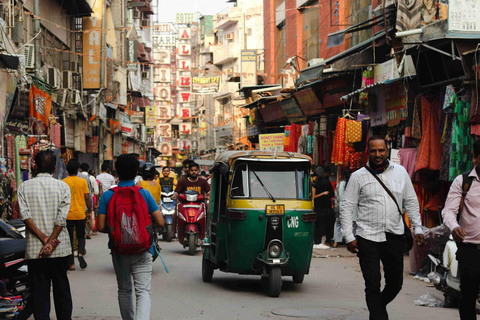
[98,180,159,215]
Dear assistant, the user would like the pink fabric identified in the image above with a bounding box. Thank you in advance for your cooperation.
[399,148,418,180]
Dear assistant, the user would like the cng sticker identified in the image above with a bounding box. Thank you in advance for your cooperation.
[287,216,299,228]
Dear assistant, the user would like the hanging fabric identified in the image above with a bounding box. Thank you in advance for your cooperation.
[396,0,423,32]
[345,120,362,144]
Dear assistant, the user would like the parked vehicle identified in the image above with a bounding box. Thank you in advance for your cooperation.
[177,190,206,255]
[0,219,32,319]
[160,187,176,242]
[201,151,318,297]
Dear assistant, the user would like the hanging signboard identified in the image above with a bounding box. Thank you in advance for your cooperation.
[279,98,306,123]
[178,27,191,39]
[145,105,155,127]
[178,75,191,87]
[178,91,191,103]
[178,59,191,70]
[180,107,191,118]
[179,139,191,151]
[158,142,172,156]
[121,123,134,136]
[157,123,172,138]
[384,82,407,125]
[83,0,104,89]
[155,87,171,101]
[153,24,173,33]
[192,77,220,93]
[180,123,191,135]
[175,12,195,24]
[155,68,171,83]
[157,104,171,120]
[154,49,171,64]
[448,0,480,36]
[157,35,176,46]
[127,40,138,71]
[178,44,191,55]
[241,50,257,88]
[86,136,98,153]
[74,119,87,153]
[259,133,285,152]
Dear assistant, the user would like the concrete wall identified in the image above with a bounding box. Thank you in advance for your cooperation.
[24,0,69,45]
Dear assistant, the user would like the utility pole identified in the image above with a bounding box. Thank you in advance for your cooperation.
[34,0,40,77]
[98,0,107,169]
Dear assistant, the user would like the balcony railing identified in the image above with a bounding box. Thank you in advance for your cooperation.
[213,43,240,65]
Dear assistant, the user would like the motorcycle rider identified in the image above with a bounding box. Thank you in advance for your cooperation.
[160,166,177,193]
[173,162,210,200]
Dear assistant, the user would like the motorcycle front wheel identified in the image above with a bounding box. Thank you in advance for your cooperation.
[165,225,173,242]
[188,233,196,255]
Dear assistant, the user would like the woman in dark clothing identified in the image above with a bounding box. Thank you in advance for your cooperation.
[313,166,335,246]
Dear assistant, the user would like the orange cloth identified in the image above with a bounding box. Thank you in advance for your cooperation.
[331,118,350,165]
[414,96,442,172]
[29,84,52,126]
[345,120,362,143]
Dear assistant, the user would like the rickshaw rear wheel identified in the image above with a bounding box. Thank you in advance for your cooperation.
[292,273,304,284]
[188,234,196,255]
[202,257,214,282]
[268,267,282,297]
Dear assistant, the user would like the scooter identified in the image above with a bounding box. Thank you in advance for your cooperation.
[177,190,206,255]
[0,219,32,320]
[160,187,176,242]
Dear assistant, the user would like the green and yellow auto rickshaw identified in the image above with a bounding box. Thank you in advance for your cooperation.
[202,151,319,297]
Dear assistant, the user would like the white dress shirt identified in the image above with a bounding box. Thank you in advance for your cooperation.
[340,162,423,243]
[97,172,116,192]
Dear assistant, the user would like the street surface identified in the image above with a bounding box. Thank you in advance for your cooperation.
[41,234,459,319]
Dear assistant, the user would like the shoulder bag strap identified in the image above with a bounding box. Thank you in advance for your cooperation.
[364,166,402,216]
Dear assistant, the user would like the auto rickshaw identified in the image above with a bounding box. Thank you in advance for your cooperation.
[201,151,319,297]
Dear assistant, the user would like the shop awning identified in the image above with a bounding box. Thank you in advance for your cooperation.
[340,75,415,101]
[137,42,148,61]
[238,84,282,94]
[258,101,287,123]
[148,147,162,158]
[297,31,387,85]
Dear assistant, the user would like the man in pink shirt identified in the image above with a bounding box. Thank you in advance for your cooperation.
[442,139,480,320]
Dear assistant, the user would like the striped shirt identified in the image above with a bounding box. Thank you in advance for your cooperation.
[97,172,115,192]
[18,173,72,260]
[340,162,423,243]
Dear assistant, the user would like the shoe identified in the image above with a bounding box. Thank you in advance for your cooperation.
[68,265,75,271]
[85,234,91,240]
[78,255,87,269]
[313,243,330,250]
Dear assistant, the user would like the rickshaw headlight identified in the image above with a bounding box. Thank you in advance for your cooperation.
[269,244,282,258]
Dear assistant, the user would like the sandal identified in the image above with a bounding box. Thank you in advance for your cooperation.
[68,265,75,271]
[78,255,87,269]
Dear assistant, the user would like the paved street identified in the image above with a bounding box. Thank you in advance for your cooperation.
[42,233,460,320]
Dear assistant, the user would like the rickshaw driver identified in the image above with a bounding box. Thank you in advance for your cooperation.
[172,162,210,200]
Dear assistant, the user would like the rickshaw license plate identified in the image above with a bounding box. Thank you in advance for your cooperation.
[266,205,285,215]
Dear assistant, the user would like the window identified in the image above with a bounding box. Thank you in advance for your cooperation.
[231,163,248,197]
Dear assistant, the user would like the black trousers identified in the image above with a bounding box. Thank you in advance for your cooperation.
[314,208,334,244]
[66,219,86,266]
[27,257,72,320]
[457,242,480,320]
[357,233,405,320]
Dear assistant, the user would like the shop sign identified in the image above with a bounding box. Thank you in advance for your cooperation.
[158,142,172,156]
[448,1,480,36]
[178,76,191,87]
[83,0,104,89]
[157,105,170,120]
[178,59,191,70]
[384,82,407,125]
[180,123,191,135]
[241,50,257,88]
[178,27,191,39]
[121,123,134,136]
[157,123,172,138]
[178,91,191,103]
[155,87,170,101]
[192,77,220,93]
[258,101,287,123]
[179,139,191,151]
[294,87,323,117]
[279,98,306,123]
[178,44,191,55]
[157,35,176,46]
[6,119,28,131]
[180,107,190,118]
[86,136,98,153]
[175,12,195,24]
[154,49,170,64]
[155,68,171,82]
[153,24,173,33]
[127,40,138,70]
[145,105,155,127]
[374,59,399,84]
[259,133,284,152]
[247,124,260,136]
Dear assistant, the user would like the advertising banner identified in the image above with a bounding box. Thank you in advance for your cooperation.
[127,40,138,70]
[145,105,155,127]
[192,77,220,93]
[83,0,103,89]
[241,50,257,88]
[121,123,134,136]
[259,133,284,152]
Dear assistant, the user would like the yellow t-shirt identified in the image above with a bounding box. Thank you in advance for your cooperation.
[62,176,89,220]
[140,180,162,205]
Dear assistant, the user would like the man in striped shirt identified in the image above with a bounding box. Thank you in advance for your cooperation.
[97,163,116,192]
[340,136,424,320]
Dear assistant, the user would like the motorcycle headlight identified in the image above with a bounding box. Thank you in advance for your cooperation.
[269,243,282,258]
[186,193,198,202]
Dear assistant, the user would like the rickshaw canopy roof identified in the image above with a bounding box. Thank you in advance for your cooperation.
[214,151,312,166]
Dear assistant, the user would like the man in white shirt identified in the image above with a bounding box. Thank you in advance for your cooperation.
[97,163,116,192]
[340,136,425,320]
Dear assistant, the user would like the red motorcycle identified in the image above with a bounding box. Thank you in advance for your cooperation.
[177,190,206,255]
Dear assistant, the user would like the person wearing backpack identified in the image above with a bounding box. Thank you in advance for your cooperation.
[442,139,480,320]
[96,154,164,320]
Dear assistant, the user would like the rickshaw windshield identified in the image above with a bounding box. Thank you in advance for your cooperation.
[230,161,310,200]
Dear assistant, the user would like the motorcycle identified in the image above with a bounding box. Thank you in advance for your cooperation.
[0,219,32,320]
[160,187,176,242]
[177,190,206,255]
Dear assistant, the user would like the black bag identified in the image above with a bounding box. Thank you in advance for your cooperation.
[365,166,414,253]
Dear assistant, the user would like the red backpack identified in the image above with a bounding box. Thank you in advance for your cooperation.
[106,186,152,255]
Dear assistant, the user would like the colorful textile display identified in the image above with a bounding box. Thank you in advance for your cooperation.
[396,0,423,32]
[449,94,473,180]
[414,96,442,172]
[345,120,362,143]
[331,118,349,165]
[439,114,453,181]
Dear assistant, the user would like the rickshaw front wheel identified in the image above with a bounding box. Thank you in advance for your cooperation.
[268,267,282,297]
[292,273,305,284]
[202,257,214,282]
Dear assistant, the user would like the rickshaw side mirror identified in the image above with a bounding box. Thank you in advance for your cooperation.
[315,166,324,177]
[219,163,229,174]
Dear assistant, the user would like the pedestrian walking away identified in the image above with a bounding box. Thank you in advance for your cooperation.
[97,154,164,320]
[312,166,334,247]
[97,163,116,192]
[442,139,480,320]
[332,168,352,247]
[63,159,93,271]
[340,136,425,320]
[18,150,73,319]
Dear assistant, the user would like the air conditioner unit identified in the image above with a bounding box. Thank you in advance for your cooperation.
[47,68,61,89]
[225,68,233,74]
[141,71,149,79]
[69,90,80,105]
[55,89,68,107]
[62,71,72,89]
[141,19,150,27]
[24,44,34,69]
[132,8,141,19]
[70,61,79,73]
[225,33,234,40]
[307,58,324,68]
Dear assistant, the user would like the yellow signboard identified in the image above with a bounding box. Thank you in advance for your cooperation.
[83,0,103,89]
[145,105,155,127]
[259,133,284,152]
